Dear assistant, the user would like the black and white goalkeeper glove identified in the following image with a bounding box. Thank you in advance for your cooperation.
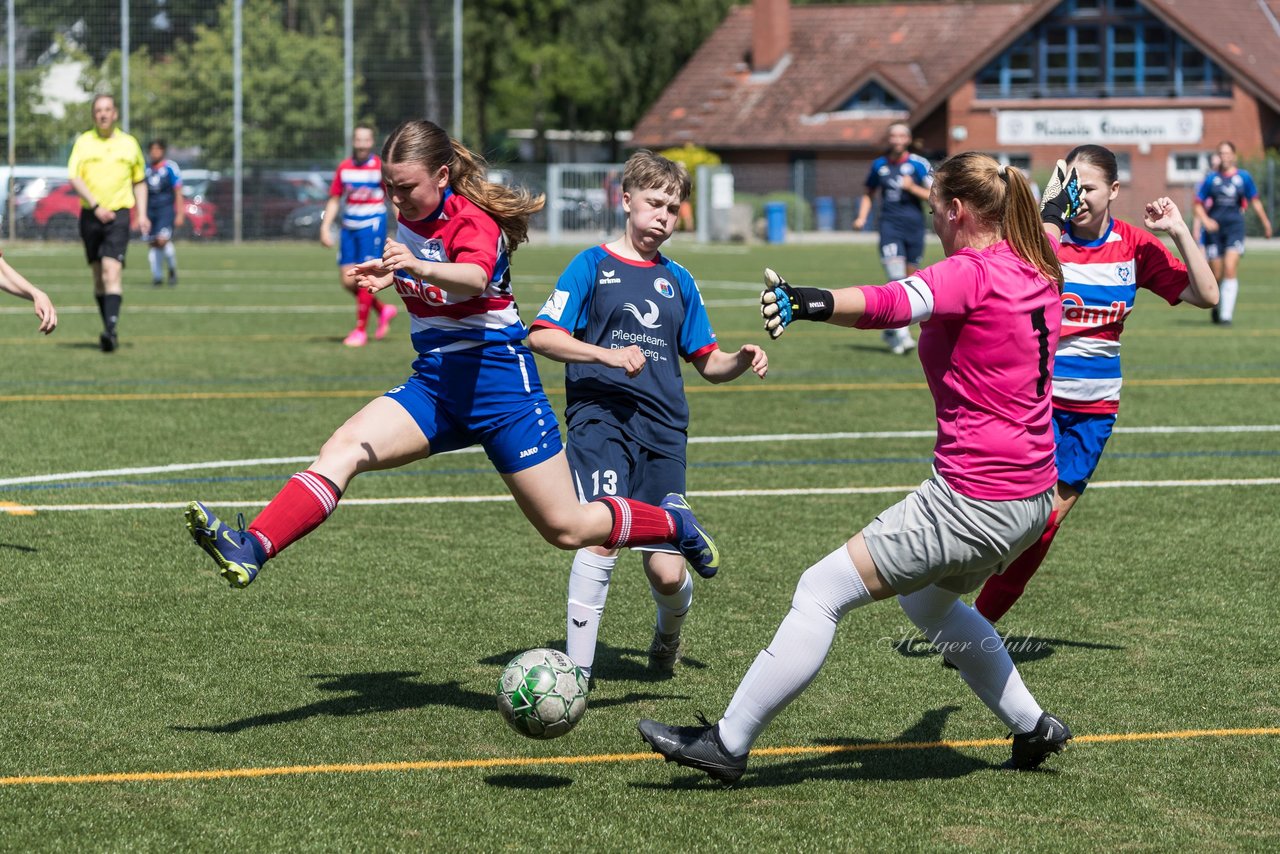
[760,268,833,339]
[1040,159,1082,230]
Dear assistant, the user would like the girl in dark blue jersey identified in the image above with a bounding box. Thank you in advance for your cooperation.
[528,150,768,681]
[1193,141,1272,325]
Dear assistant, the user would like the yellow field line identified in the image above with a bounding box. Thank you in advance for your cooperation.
[6,376,1280,403]
[2,727,1275,787]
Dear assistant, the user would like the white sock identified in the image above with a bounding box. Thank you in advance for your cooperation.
[718,545,871,755]
[897,586,1043,733]
[565,549,616,678]
[1219,278,1239,322]
[651,569,692,637]
[164,241,178,273]
[148,247,162,282]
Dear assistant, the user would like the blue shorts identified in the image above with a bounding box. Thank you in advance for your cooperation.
[146,207,175,240]
[879,226,925,267]
[566,419,686,553]
[339,224,386,267]
[384,342,562,474]
[1203,219,1246,259]
[1053,409,1117,493]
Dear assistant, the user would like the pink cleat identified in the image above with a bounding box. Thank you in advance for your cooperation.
[374,303,399,340]
[343,327,368,347]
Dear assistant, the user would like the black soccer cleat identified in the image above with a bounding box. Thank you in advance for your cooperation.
[638,714,747,785]
[1004,711,1073,770]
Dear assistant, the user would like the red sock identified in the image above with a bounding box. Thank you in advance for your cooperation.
[594,496,676,549]
[355,288,375,330]
[975,510,1061,623]
[248,471,341,558]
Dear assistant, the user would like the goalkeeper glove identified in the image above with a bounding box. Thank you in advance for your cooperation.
[760,268,833,339]
[1040,159,1082,230]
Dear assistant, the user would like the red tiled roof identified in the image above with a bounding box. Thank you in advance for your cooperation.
[631,2,1036,150]
[1144,0,1280,113]
[632,0,1280,150]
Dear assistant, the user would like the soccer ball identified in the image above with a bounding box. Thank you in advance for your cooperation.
[496,648,589,739]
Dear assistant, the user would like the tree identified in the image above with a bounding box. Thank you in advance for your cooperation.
[91,0,355,166]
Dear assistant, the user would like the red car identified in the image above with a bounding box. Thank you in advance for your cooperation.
[32,181,217,240]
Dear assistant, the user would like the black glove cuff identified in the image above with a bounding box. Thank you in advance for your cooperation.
[792,287,835,322]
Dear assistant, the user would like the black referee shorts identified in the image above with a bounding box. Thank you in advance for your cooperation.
[79,208,132,265]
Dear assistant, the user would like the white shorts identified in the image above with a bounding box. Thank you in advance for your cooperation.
[862,473,1053,595]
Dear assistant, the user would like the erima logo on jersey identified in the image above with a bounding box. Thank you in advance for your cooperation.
[653,277,674,299]
[599,269,622,285]
[623,299,661,328]
[540,289,570,322]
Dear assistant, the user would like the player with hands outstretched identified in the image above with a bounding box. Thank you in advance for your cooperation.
[529,150,767,683]
[973,144,1217,625]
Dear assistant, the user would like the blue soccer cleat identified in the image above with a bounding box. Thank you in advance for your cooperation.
[184,501,263,588]
[660,493,720,579]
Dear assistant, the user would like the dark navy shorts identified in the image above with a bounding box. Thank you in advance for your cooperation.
[879,225,925,266]
[1053,409,1117,493]
[566,419,686,553]
[384,342,562,474]
[80,208,131,264]
[339,223,386,266]
[1203,218,1246,259]
[146,206,175,240]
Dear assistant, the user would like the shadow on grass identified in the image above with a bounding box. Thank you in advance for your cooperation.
[635,705,1003,790]
[0,542,38,553]
[171,671,493,734]
[891,633,1124,667]
[484,773,573,790]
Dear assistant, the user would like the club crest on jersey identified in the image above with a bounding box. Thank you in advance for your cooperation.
[653,277,674,299]
[623,299,661,328]
[421,238,446,263]
[1116,263,1131,284]
[598,269,622,285]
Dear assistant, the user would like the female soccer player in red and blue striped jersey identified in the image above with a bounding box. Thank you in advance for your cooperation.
[184,120,718,593]
[973,144,1218,624]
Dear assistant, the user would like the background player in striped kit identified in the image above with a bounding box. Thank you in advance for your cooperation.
[974,144,1218,624]
[321,125,397,346]
[144,140,184,287]
[1193,140,1272,326]
[639,153,1072,783]
[528,150,768,683]
[185,121,719,595]
[852,122,932,355]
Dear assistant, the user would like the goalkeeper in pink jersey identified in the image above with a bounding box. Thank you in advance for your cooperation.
[638,152,1075,784]
[973,145,1218,624]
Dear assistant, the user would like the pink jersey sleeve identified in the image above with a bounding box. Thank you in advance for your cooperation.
[854,281,913,329]
[1134,229,1189,305]
[916,249,988,319]
[329,162,345,198]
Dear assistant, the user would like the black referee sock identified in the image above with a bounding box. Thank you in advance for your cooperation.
[95,293,106,324]
[102,294,122,334]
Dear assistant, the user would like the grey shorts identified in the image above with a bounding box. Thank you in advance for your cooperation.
[862,473,1053,595]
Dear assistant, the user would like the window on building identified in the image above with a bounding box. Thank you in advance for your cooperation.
[837,80,909,112]
[1168,151,1213,184]
[975,0,1230,99]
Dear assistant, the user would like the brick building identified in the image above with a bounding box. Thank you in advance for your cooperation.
[631,0,1280,224]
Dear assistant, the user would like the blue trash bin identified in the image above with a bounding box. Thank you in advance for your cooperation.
[764,201,787,244]
[815,196,835,231]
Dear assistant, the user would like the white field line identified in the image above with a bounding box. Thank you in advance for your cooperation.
[3,424,1278,488]
[7,477,1280,514]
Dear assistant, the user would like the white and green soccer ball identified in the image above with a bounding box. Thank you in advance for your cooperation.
[496,648,589,739]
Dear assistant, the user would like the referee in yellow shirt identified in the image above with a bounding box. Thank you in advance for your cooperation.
[68,94,149,352]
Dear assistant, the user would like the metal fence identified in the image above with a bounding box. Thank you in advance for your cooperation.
[2,0,459,241]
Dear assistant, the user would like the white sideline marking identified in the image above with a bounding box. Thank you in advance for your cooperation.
[2,424,1278,488]
[7,477,1280,514]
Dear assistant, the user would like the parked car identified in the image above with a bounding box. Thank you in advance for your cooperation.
[202,174,328,239]
[31,180,217,240]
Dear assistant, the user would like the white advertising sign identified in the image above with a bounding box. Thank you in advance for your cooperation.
[997,110,1203,145]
